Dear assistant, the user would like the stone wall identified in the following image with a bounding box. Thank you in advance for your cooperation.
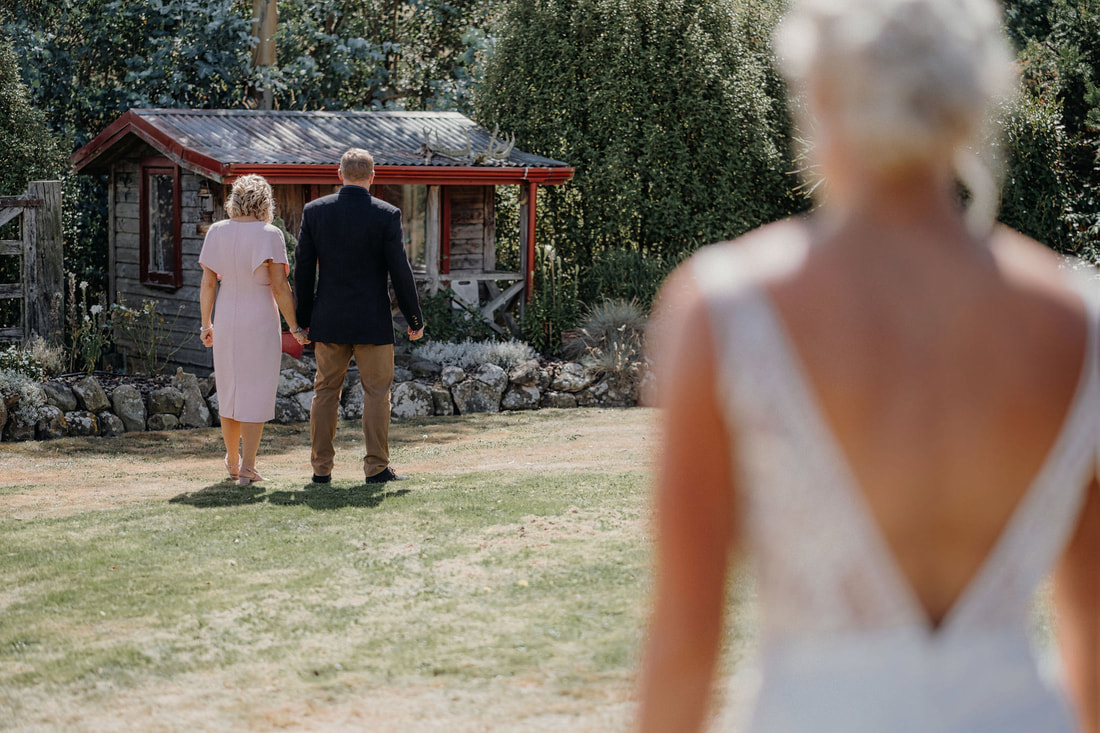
[0,353,649,442]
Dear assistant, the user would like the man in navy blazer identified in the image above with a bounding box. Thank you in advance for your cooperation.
[295,148,425,484]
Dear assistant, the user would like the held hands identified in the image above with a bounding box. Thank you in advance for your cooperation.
[408,326,425,341]
[292,328,310,345]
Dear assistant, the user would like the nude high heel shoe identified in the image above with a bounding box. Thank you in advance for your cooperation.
[237,466,266,486]
[225,454,240,481]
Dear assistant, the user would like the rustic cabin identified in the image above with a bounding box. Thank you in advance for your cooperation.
[70,109,575,374]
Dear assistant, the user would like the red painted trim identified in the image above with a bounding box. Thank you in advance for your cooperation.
[74,110,229,180]
[440,187,452,275]
[525,182,538,303]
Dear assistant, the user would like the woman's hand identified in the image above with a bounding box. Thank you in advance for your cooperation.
[200,326,214,348]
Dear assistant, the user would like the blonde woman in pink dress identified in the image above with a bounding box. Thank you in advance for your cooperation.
[199,175,309,486]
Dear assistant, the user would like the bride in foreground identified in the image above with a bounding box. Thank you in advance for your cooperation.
[637,0,1099,730]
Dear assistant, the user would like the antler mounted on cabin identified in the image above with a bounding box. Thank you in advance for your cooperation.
[419,126,515,165]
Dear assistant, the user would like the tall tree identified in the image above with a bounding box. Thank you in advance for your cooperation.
[0,29,64,196]
[4,0,257,147]
[475,0,805,272]
[272,0,494,112]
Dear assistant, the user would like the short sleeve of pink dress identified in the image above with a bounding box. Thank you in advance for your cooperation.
[200,221,290,423]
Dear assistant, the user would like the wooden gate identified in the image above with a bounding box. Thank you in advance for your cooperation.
[0,181,63,344]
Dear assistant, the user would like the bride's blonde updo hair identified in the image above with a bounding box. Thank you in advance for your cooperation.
[225,174,275,223]
[775,0,1017,227]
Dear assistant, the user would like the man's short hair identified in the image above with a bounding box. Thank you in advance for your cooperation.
[340,148,375,182]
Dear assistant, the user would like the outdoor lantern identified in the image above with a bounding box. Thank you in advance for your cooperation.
[197,180,214,234]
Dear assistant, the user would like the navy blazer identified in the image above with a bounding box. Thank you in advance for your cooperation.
[294,186,424,344]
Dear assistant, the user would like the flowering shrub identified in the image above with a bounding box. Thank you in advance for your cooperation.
[0,344,46,381]
[66,275,111,374]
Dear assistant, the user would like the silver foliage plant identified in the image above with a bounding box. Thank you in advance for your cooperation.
[0,367,47,426]
[412,339,535,371]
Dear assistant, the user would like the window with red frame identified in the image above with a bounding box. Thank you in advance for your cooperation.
[140,160,182,288]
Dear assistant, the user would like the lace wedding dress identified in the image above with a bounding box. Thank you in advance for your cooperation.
[692,245,1098,732]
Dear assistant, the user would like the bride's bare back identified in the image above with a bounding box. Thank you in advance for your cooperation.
[761,215,1089,626]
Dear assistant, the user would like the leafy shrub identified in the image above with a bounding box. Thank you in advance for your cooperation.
[413,339,535,371]
[562,299,648,376]
[578,247,686,311]
[1001,0,1100,260]
[419,289,497,344]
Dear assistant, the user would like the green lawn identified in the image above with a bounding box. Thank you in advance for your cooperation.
[0,409,673,731]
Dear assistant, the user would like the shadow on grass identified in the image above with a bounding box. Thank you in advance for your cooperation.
[169,482,410,510]
[266,483,411,510]
[168,482,268,508]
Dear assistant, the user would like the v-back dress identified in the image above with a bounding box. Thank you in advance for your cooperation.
[199,219,289,423]
[691,244,1098,732]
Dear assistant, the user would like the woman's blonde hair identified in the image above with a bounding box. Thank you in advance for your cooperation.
[225,174,275,223]
[775,0,1018,229]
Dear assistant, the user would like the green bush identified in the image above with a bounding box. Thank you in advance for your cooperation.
[476,0,807,273]
[578,247,686,311]
[1001,0,1100,260]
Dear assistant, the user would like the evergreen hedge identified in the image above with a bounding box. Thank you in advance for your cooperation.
[475,0,807,277]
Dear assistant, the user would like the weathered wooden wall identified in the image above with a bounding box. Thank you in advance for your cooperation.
[273,184,306,240]
[0,182,63,344]
[448,185,496,273]
[112,158,211,373]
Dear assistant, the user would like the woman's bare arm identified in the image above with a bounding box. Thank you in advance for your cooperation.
[267,261,308,344]
[636,269,739,733]
[199,266,218,348]
[1054,477,1099,733]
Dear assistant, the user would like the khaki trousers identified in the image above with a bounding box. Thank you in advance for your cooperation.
[310,342,394,479]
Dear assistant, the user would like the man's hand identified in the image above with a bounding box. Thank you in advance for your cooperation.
[292,328,310,345]
[408,326,425,341]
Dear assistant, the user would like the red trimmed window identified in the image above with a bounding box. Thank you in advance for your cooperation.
[140,159,182,288]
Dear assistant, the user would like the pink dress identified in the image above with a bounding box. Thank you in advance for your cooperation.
[198,219,289,423]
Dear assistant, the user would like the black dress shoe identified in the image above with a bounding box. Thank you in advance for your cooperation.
[311,473,331,484]
[364,467,407,483]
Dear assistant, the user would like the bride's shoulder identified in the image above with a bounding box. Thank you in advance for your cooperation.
[990,225,1098,310]
[682,217,812,298]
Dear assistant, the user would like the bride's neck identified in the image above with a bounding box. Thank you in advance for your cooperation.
[818,165,983,254]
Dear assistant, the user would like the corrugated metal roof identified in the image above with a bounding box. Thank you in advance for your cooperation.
[131,109,568,168]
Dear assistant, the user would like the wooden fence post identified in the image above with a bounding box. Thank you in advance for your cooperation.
[24,181,63,341]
